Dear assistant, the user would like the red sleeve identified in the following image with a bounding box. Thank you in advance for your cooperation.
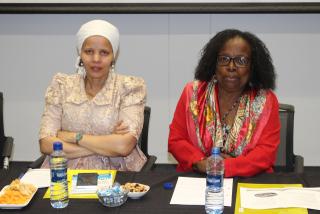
[224,92,280,177]
[168,84,206,172]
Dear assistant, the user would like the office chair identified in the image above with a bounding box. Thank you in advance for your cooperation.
[29,106,157,171]
[0,92,14,170]
[275,103,304,173]
[138,106,157,171]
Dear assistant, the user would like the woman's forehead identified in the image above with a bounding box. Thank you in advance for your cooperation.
[82,35,112,49]
[219,37,251,55]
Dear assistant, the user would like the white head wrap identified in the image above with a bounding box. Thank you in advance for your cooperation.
[75,19,120,75]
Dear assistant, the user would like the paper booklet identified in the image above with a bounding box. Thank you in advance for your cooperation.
[43,169,116,199]
[235,183,308,214]
[241,186,320,210]
[71,173,113,194]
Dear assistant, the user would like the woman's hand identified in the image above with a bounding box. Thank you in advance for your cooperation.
[57,131,76,143]
[113,120,129,135]
[220,152,232,159]
[192,158,207,173]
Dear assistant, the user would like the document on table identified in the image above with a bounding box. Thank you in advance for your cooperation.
[20,168,50,188]
[240,187,320,210]
[170,177,233,206]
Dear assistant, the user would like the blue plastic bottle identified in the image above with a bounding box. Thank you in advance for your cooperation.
[205,147,224,214]
[49,142,69,209]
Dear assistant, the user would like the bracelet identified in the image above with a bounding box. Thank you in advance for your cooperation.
[75,133,83,145]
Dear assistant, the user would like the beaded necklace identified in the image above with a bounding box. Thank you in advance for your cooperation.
[220,98,240,145]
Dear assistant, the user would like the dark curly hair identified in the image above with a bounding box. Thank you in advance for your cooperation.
[194,29,276,90]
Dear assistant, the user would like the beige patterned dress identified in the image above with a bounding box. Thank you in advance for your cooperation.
[39,72,147,171]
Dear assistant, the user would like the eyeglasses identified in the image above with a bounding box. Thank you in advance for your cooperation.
[217,55,250,67]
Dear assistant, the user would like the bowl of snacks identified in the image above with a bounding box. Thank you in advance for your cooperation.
[0,179,38,209]
[122,183,150,199]
[96,182,129,207]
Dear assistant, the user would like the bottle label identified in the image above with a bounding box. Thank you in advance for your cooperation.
[207,174,223,188]
[51,168,67,182]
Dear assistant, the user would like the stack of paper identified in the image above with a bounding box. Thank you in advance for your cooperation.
[20,168,50,188]
[170,177,233,206]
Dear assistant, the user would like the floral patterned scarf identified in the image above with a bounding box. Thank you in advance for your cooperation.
[189,80,267,157]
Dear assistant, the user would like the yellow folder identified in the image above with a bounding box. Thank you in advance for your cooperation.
[234,183,308,214]
[43,169,116,199]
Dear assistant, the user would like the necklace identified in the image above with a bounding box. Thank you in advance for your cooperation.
[220,97,240,145]
[220,98,240,124]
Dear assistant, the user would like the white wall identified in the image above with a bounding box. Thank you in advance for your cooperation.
[1,13,319,166]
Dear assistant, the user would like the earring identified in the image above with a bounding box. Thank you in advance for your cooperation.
[79,59,84,67]
[110,62,115,73]
[213,75,218,84]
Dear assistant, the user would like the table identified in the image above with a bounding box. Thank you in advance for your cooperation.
[0,162,319,214]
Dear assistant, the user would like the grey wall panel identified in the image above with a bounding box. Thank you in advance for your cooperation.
[0,13,319,166]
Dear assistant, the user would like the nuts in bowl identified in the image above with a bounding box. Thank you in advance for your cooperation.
[122,183,150,199]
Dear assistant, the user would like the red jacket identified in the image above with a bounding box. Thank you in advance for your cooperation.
[168,82,280,177]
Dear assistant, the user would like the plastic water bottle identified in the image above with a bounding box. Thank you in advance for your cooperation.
[205,147,224,214]
[49,141,69,209]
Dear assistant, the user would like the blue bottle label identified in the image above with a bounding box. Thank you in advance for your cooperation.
[207,174,223,188]
[51,168,67,182]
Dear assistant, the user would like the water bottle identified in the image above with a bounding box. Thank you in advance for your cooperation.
[49,141,69,209]
[205,147,224,214]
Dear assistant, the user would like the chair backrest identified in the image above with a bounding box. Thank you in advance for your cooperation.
[137,106,151,157]
[275,103,295,172]
[0,92,5,142]
[0,92,14,169]
[0,92,6,156]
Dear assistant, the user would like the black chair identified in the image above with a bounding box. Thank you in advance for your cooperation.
[138,106,157,171]
[0,92,14,170]
[274,103,304,173]
[29,106,157,171]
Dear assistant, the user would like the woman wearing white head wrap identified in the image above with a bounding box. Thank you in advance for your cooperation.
[39,20,147,171]
[76,19,119,76]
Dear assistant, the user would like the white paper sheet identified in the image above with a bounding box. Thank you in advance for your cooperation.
[20,168,50,188]
[170,177,233,206]
[240,187,320,210]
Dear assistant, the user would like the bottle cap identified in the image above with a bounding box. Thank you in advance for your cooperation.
[53,142,63,151]
[163,182,174,190]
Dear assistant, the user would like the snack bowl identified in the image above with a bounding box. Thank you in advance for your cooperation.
[0,180,38,209]
[97,183,128,207]
[122,183,150,199]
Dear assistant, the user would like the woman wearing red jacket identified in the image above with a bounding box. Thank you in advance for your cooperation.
[168,29,280,177]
